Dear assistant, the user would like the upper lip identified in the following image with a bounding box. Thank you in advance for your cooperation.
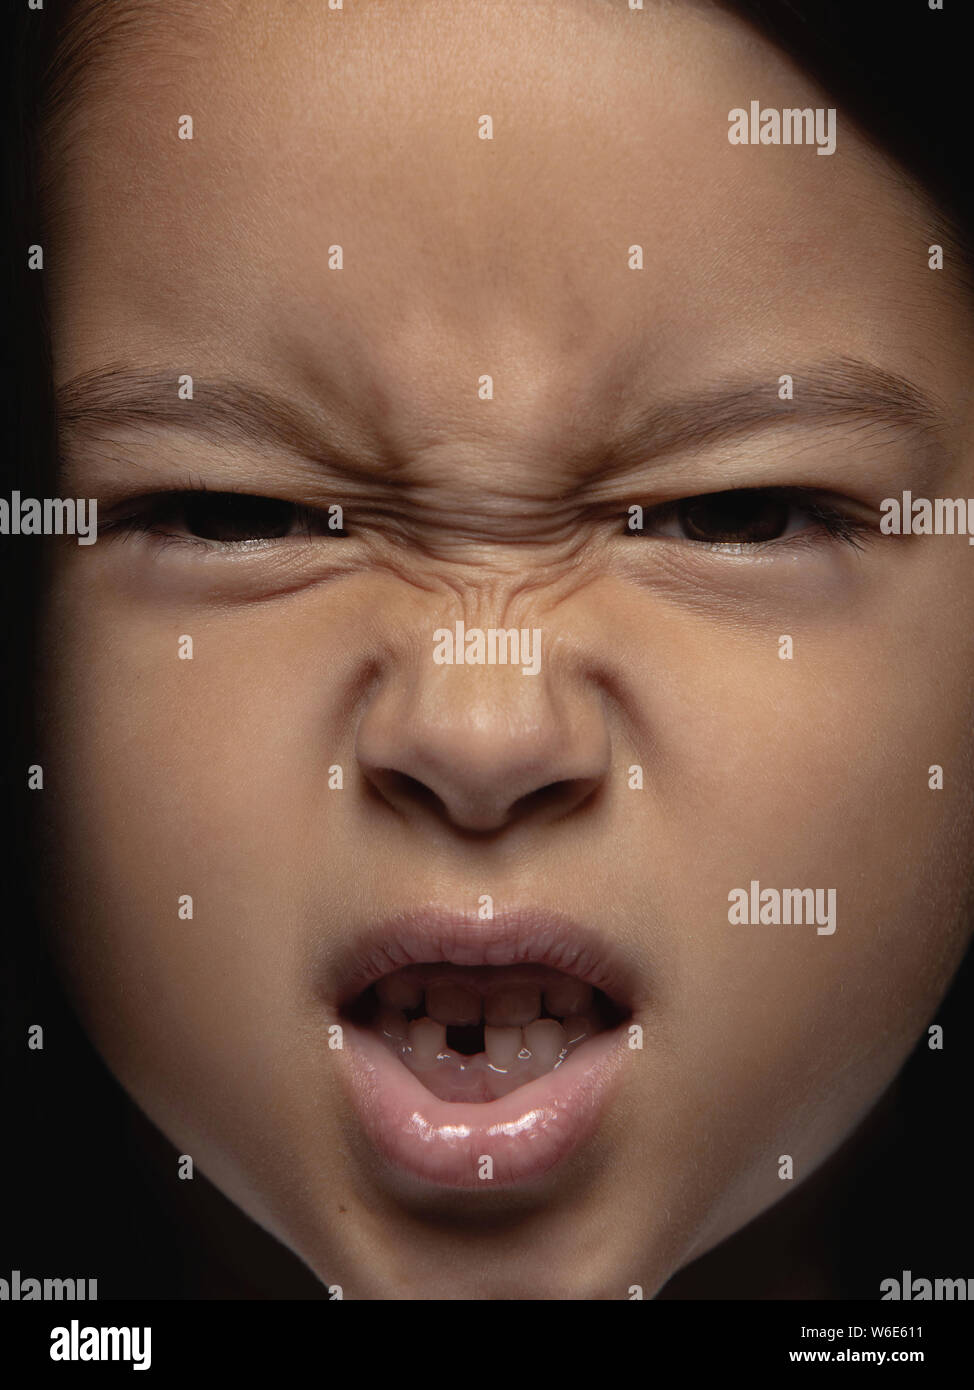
[329,904,642,1012]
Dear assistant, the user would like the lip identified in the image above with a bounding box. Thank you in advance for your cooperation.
[326,906,641,1189]
[330,905,641,1011]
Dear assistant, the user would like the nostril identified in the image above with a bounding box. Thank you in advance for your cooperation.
[364,766,602,834]
[364,769,449,819]
[511,777,601,824]
[356,681,611,833]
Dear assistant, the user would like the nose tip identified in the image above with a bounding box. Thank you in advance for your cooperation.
[356,676,610,834]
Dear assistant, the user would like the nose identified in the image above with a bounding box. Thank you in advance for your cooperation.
[356,644,611,835]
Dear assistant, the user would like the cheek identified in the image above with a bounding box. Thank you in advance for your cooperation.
[609,564,974,1249]
[34,565,364,1152]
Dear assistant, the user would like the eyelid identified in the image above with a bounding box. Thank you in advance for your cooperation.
[96,483,874,556]
[97,488,345,546]
[630,486,875,550]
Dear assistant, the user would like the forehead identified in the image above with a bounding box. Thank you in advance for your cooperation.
[46,0,960,463]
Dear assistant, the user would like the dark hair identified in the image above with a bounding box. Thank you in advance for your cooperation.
[723,0,973,266]
[2,0,972,1298]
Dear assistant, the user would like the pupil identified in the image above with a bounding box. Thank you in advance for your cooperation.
[680,491,789,543]
[184,492,293,542]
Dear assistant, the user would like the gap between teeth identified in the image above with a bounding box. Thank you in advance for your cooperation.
[375,1009,599,1101]
[372,975,602,1099]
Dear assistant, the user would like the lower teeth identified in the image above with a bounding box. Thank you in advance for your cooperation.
[376,1010,599,1102]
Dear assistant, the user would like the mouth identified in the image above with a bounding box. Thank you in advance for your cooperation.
[329,908,638,1189]
[343,964,629,1103]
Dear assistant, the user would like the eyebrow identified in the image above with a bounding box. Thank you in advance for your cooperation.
[605,355,943,465]
[56,355,946,483]
[57,365,384,480]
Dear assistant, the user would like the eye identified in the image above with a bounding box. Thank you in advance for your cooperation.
[633,488,869,548]
[100,490,345,545]
[180,491,296,542]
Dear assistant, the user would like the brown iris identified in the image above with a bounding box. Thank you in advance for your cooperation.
[181,492,295,542]
[676,490,791,543]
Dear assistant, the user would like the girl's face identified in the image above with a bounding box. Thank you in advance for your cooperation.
[38,0,974,1297]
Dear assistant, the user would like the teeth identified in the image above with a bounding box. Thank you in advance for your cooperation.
[377,1006,408,1042]
[407,1018,446,1065]
[562,1014,596,1046]
[371,972,607,1103]
[376,973,423,1011]
[484,985,540,1027]
[426,982,482,1026]
[544,979,592,1017]
[524,1019,567,1070]
[485,1025,523,1068]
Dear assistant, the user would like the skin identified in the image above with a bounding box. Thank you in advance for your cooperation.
[36,0,974,1299]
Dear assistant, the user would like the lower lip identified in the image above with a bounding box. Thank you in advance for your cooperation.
[336,1018,630,1189]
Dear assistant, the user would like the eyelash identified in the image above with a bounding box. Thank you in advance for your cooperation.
[98,487,345,548]
[96,484,872,552]
[628,487,872,551]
